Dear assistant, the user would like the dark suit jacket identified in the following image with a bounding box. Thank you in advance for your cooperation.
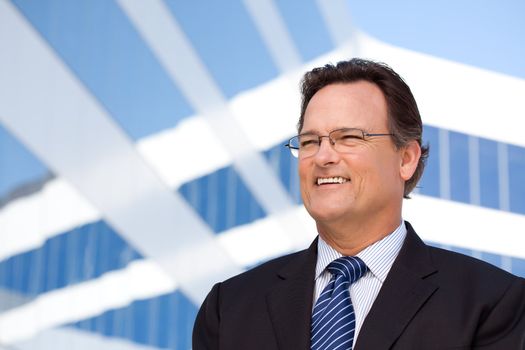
[193,222,525,349]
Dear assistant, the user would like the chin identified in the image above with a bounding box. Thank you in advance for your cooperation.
[305,205,352,224]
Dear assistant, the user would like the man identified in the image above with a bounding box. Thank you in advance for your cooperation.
[193,59,525,349]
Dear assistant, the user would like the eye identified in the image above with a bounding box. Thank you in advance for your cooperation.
[300,138,319,148]
[340,134,361,140]
[336,130,363,144]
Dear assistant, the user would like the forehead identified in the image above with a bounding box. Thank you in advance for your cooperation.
[302,81,388,132]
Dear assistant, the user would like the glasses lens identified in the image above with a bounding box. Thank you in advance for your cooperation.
[298,134,319,157]
[288,136,300,149]
[332,128,364,146]
[287,136,300,158]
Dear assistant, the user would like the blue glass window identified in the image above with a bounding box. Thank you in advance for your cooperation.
[165,0,279,98]
[264,143,302,205]
[13,0,193,140]
[449,131,470,203]
[479,138,499,210]
[418,125,440,197]
[508,145,525,214]
[178,166,266,233]
[274,0,334,61]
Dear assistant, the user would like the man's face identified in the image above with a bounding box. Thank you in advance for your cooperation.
[299,81,406,227]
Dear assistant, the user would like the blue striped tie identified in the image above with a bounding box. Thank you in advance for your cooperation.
[311,256,368,350]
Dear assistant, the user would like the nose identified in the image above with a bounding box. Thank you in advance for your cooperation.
[314,136,340,166]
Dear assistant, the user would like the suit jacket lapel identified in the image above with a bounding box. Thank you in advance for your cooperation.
[266,239,318,350]
[355,222,439,350]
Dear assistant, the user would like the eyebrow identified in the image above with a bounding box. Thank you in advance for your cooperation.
[299,129,318,135]
[299,127,364,135]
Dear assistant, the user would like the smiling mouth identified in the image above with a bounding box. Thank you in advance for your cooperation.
[316,177,349,186]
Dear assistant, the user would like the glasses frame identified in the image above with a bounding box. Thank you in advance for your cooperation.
[284,127,394,158]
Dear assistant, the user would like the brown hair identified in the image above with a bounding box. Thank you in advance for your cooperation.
[298,58,429,198]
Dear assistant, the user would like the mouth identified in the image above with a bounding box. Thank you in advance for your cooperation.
[316,176,350,186]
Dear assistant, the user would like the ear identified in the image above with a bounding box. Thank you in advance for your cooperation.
[399,140,421,181]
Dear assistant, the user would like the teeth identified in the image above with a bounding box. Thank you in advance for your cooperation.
[317,177,348,185]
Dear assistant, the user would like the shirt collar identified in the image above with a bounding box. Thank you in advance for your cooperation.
[315,221,407,283]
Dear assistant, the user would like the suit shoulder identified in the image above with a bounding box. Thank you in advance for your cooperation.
[427,245,524,288]
[221,249,307,288]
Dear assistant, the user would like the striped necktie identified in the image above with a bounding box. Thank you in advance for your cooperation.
[311,256,368,350]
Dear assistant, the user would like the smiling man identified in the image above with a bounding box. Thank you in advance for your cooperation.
[193,59,525,349]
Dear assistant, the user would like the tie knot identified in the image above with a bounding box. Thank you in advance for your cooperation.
[327,256,367,284]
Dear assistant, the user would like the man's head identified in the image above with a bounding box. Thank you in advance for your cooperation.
[295,59,428,232]
[298,58,428,198]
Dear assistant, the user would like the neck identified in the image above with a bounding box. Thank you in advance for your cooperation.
[317,215,401,256]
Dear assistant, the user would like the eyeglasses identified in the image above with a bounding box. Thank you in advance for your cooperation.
[285,127,394,158]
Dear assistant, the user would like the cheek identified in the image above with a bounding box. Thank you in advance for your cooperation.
[298,161,311,192]
[298,161,307,181]
[374,154,404,188]
[354,153,399,187]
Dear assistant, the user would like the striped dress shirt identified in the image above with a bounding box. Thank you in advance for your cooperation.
[313,221,407,348]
